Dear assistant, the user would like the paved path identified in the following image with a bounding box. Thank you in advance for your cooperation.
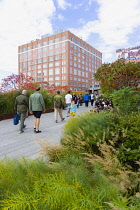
[0,104,94,160]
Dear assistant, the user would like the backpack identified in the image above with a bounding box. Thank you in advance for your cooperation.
[55,101,62,108]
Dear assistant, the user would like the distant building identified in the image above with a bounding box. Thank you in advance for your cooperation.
[18,30,102,92]
[116,46,140,63]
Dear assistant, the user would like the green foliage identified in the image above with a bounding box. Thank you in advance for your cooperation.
[0,156,127,210]
[0,89,56,114]
[94,60,140,94]
[110,87,140,114]
[107,112,140,168]
[61,111,111,154]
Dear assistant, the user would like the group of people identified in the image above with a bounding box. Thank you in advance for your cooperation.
[14,89,99,134]
[14,87,45,134]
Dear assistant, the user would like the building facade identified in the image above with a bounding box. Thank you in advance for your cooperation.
[18,30,102,92]
[116,46,140,63]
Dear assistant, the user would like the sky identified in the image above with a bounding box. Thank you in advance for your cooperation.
[0,0,140,83]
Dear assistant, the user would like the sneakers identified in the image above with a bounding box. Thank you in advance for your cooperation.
[62,118,65,121]
[23,125,26,129]
[55,120,58,123]
[66,115,69,117]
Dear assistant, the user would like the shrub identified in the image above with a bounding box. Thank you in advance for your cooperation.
[61,111,111,154]
[110,87,140,114]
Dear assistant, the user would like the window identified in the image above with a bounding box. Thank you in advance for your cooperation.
[78,70,81,76]
[74,77,77,81]
[55,56,60,60]
[55,50,60,55]
[70,76,72,80]
[55,76,60,80]
[49,77,53,81]
[43,41,47,46]
[38,65,41,69]
[74,82,77,86]
[49,63,53,67]
[43,53,47,57]
[55,44,60,48]
[62,42,66,47]
[55,82,60,86]
[82,71,85,77]
[62,82,66,86]
[49,45,53,50]
[74,62,77,67]
[78,78,81,81]
[49,40,53,44]
[37,71,41,76]
[70,61,73,66]
[43,64,47,68]
[38,49,42,53]
[38,54,42,58]
[55,38,60,43]
[37,78,41,81]
[62,75,66,80]
[43,58,47,62]
[62,61,66,65]
[70,82,73,86]
[74,69,77,75]
[43,70,47,75]
[86,72,88,78]
[55,68,60,74]
[70,67,73,74]
[62,49,66,53]
[62,36,66,41]
[37,59,42,64]
[49,69,53,75]
[43,47,47,51]
[62,54,66,59]
[55,61,60,66]
[62,67,66,73]
[38,42,42,47]
[82,78,85,82]
[49,57,53,62]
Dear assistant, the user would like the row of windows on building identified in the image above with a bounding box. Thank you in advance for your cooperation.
[19,38,101,59]
[22,68,91,78]
[20,50,101,62]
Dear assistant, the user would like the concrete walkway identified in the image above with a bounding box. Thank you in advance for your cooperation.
[0,104,94,160]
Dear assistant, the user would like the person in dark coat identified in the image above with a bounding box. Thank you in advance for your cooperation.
[14,90,29,133]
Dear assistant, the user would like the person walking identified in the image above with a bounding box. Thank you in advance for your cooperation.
[54,90,65,123]
[29,87,45,133]
[66,101,78,117]
[65,91,72,117]
[84,92,90,107]
[90,93,95,106]
[14,90,29,134]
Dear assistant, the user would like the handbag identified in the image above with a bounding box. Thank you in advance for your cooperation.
[55,101,62,108]
[13,113,20,125]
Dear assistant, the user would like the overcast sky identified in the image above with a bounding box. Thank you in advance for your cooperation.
[0,0,140,83]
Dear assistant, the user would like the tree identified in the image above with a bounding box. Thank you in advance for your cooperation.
[0,73,35,92]
[94,60,140,94]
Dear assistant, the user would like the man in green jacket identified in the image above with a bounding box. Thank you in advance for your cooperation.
[54,90,65,123]
[14,90,29,134]
[29,87,45,133]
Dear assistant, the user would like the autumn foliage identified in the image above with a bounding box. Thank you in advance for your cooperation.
[0,73,70,93]
[94,60,140,94]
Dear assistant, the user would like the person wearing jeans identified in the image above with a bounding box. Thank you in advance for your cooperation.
[14,90,29,134]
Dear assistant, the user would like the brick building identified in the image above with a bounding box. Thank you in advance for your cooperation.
[18,30,102,92]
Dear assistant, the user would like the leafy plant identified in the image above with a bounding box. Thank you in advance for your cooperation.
[110,87,140,114]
